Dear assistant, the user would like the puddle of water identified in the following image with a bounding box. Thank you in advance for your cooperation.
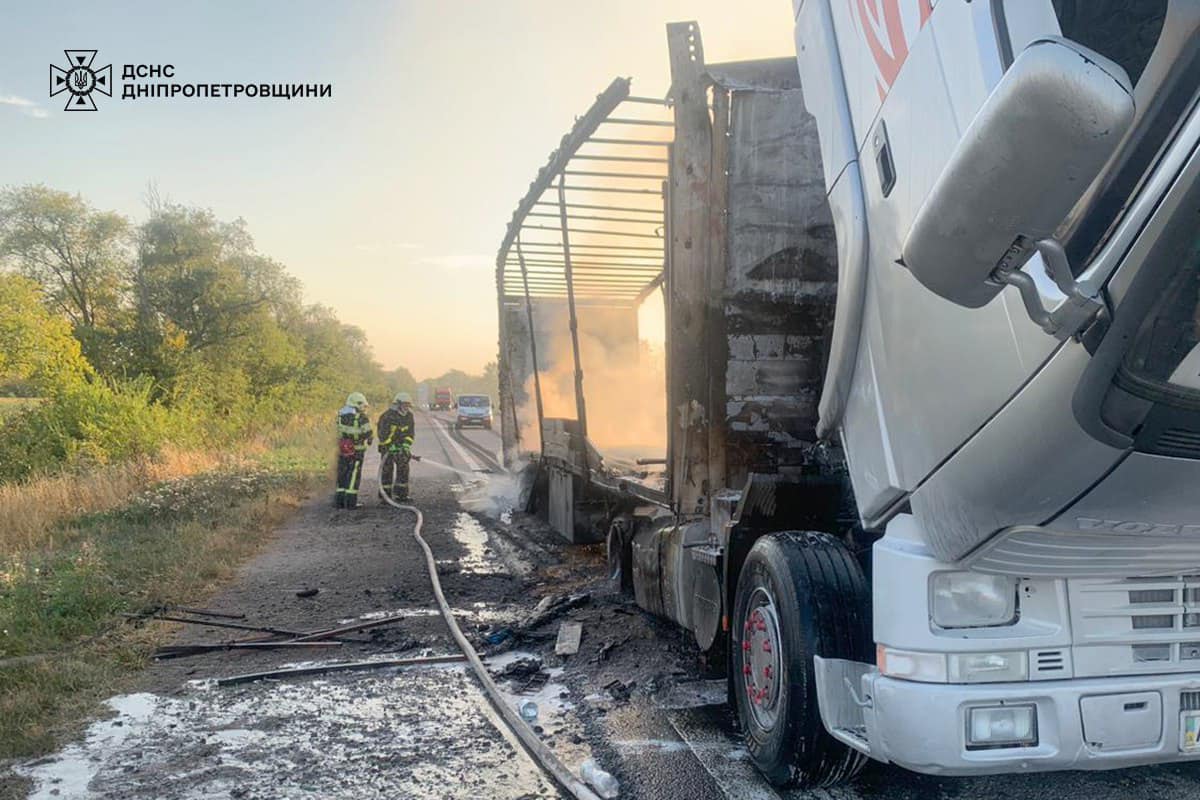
[447,512,501,575]
[19,693,161,800]
[18,669,558,799]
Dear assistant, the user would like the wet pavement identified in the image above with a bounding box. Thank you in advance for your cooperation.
[17,669,557,800]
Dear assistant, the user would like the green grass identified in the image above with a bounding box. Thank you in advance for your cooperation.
[0,422,332,768]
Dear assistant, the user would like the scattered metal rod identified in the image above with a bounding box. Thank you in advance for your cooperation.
[126,612,372,644]
[123,612,311,638]
[214,654,468,687]
[635,457,668,465]
[287,613,408,642]
[169,606,247,620]
[623,95,672,106]
[154,641,342,659]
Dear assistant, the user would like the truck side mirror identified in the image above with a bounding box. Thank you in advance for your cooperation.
[902,37,1134,310]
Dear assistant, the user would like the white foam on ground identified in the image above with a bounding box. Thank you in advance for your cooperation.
[17,669,558,799]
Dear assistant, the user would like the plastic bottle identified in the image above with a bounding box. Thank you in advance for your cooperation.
[580,759,619,799]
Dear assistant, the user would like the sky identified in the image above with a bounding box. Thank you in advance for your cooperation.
[0,1,795,379]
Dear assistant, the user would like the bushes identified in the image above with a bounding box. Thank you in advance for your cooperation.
[0,379,173,483]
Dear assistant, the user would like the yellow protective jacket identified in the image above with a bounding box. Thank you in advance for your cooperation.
[337,406,373,452]
[378,406,415,453]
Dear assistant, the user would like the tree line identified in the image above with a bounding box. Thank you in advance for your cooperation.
[0,184,490,483]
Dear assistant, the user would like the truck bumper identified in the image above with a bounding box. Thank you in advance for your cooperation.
[865,671,1200,775]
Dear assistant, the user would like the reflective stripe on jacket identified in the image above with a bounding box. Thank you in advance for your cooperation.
[379,406,415,451]
[337,405,373,451]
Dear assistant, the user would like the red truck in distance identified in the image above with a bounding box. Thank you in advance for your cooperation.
[430,387,455,411]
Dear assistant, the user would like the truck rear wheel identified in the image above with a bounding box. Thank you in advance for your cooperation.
[732,531,870,787]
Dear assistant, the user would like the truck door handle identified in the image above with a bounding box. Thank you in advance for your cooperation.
[873,120,896,198]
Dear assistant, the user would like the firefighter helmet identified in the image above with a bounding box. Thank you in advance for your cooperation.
[346,391,368,409]
[394,392,413,405]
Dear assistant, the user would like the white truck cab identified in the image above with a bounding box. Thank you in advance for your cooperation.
[795,0,1200,779]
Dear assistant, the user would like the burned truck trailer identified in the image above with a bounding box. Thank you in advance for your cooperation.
[495,19,856,778]
[501,1,1200,789]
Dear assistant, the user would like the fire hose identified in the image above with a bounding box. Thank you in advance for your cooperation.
[377,459,602,800]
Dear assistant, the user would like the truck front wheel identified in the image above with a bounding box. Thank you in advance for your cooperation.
[732,531,870,787]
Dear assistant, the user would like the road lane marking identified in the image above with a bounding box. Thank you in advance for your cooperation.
[426,413,484,474]
[667,709,783,800]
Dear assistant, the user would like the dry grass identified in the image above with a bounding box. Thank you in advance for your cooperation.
[0,448,222,556]
[0,413,327,557]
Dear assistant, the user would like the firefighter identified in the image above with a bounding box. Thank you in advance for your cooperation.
[335,392,373,509]
[378,391,415,501]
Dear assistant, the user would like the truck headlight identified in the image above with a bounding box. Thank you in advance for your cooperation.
[967,704,1037,749]
[931,572,1017,628]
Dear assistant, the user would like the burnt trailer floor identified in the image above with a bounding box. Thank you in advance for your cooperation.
[10,411,1200,799]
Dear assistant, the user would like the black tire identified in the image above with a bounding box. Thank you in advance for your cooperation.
[606,516,634,594]
[731,531,871,788]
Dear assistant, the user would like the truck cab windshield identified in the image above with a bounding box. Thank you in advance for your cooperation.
[1120,234,1200,401]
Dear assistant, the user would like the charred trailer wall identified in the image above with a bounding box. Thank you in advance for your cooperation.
[721,74,837,490]
[663,44,837,513]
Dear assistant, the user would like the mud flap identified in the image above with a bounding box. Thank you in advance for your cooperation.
[812,656,886,762]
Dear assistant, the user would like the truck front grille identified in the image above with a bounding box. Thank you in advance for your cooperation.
[1069,576,1200,677]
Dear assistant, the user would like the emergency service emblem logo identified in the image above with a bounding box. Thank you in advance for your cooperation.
[49,50,112,111]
